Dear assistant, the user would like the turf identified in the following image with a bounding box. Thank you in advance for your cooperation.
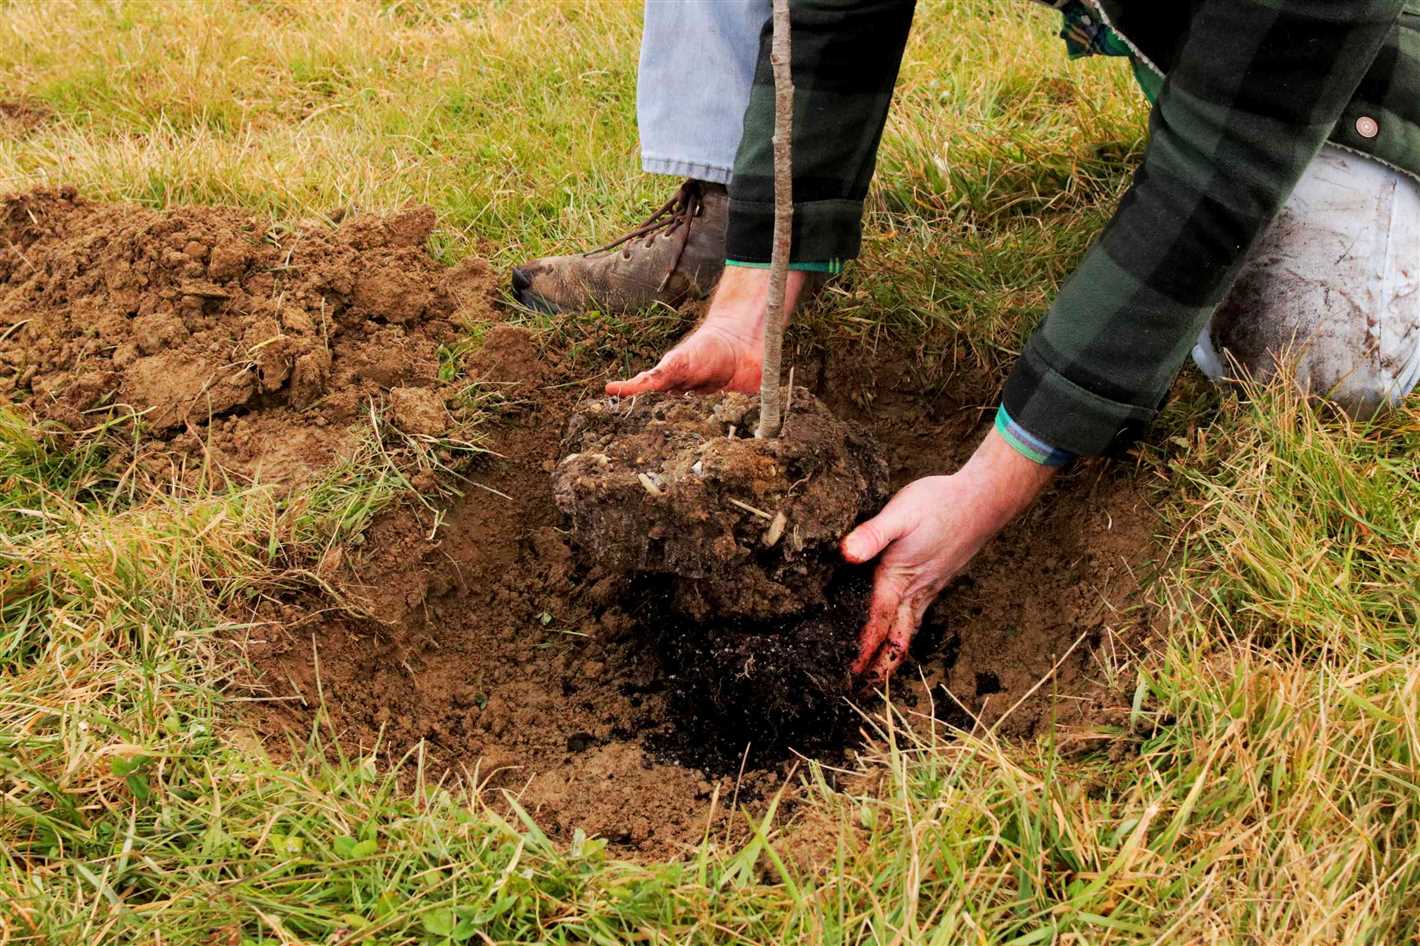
[3,1,1419,943]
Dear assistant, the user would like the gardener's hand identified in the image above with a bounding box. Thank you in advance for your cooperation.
[843,427,1058,686]
[605,267,809,397]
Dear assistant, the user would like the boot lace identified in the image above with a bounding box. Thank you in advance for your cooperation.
[589,180,707,290]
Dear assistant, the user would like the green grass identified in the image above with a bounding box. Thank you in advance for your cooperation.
[3,1,1419,943]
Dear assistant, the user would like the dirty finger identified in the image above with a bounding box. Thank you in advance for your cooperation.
[866,602,918,687]
[851,580,901,676]
[605,359,675,396]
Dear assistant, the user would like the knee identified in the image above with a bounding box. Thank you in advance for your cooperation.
[1204,271,1420,419]
[1306,359,1414,419]
[1202,145,1420,417]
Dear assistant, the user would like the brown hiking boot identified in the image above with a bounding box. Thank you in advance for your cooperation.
[511,180,728,314]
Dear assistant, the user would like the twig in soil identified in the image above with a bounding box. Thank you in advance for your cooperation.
[727,497,775,520]
[282,671,309,708]
[781,365,795,426]
[455,476,513,502]
[0,318,30,345]
[310,633,331,738]
[3,235,38,276]
[637,472,664,497]
[699,781,724,851]
[755,0,794,439]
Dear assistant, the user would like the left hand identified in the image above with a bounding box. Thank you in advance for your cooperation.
[843,427,1059,686]
[605,268,810,397]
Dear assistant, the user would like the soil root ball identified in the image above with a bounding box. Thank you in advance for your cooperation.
[553,387,888,621]
[552,387,889,765]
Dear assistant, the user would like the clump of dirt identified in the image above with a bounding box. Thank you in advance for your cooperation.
[0,187,496,489]
[552,388,888,766]
[465,322,548,395]
[555,389,887,620]
[0,98,52,135]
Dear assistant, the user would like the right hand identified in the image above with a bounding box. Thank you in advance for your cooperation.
[843,428,1059,687]
[605,267,808,397]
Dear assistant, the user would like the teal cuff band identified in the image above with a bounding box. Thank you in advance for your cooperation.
[725,258,843,274]
[995,405,1076,467]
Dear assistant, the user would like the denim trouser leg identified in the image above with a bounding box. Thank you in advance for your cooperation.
[638,0,768,186]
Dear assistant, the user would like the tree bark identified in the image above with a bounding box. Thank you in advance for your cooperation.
[755,0,793,439]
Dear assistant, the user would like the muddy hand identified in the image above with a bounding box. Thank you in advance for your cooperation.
[605,266,810,397]
[843,428,1060,687]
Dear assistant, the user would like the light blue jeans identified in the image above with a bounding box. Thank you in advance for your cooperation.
[638,0,766,185]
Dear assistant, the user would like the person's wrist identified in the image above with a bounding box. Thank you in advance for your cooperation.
[712,267,808,303]
[712,264,768,304]
[703,266,807,341]
[702,306,763,344]
[959,428,1057,533]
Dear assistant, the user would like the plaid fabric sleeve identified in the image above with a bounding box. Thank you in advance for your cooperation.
[724,0,916,264]
[1002,0,1404,455]
[1051,0,1163,102]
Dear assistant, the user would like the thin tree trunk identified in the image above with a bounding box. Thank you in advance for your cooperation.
[755,0,793,439]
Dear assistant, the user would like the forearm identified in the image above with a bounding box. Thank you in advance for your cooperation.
[725,0,916,265]
[1004,0,1404,456]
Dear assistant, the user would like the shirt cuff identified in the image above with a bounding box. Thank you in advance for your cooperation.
[994,405,1076,467]
[725,258,844,274]
[1001,339,1160,456]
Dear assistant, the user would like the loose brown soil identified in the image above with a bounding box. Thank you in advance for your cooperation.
[0,98,52,136]
[0,187,494,490]
[3,190,1164,860]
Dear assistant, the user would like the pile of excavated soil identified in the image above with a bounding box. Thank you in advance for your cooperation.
[553,389,888,767]
[0,187,495,489]
[4,191,1166,860]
